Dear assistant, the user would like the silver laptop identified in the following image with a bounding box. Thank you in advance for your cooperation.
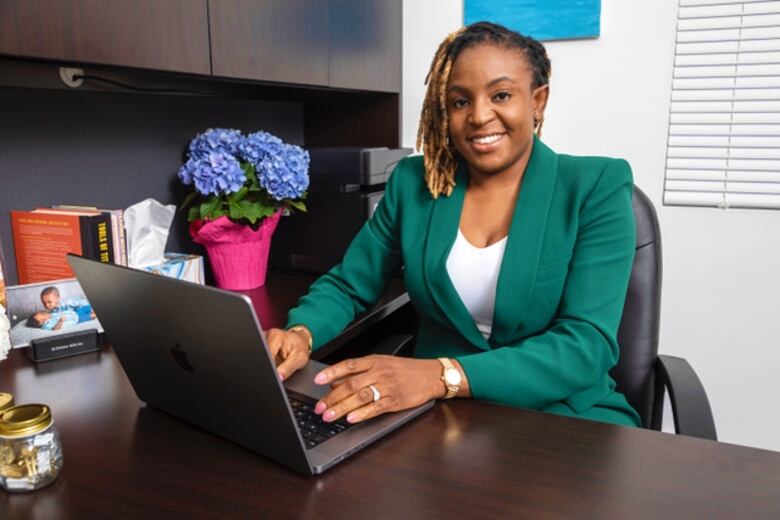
[68,254,433,475]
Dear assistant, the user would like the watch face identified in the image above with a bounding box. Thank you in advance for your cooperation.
[444,367,462,386]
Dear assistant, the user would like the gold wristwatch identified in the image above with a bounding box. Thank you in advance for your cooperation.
[437,357,462,399]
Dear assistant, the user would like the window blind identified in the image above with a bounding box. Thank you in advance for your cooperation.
[665,0,780,209]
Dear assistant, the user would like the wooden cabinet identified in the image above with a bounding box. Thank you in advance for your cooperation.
[0,0,401,92]
[209,0,329,86]
[210,0,400,91]
[329,0,401,92]
[0,0,210,75]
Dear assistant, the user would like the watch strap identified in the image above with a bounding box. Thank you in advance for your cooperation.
[438,357,459,399]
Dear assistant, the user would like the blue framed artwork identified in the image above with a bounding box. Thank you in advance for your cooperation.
[464,0,601,41]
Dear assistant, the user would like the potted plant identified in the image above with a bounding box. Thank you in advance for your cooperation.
[179,128,309,290]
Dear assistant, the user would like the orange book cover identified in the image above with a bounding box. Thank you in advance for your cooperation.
[33,208,114,266]
[10,210,109,284]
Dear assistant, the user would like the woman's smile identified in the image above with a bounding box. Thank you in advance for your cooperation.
[468,132,507,153]
[446,43,547,182]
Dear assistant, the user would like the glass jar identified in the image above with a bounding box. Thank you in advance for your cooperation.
[0,393,13,413]
[0,404,64,492]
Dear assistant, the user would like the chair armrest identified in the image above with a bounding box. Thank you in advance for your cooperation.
[370,334,415,357]
[656,354,717,440]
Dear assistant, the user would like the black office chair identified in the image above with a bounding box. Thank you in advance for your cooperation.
[375,186,717,440]
[611,186,716,440]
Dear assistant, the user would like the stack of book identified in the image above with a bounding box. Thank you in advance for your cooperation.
[10,206,128,285]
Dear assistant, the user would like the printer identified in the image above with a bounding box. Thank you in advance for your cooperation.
[270,147,413,273]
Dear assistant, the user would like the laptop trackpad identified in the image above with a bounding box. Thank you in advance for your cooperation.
[283,359,330,400]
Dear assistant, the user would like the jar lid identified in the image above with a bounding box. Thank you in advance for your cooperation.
[0,393,13,412]
[0,404,52,437]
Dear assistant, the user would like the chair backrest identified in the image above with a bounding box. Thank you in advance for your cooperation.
[611,186,663,429]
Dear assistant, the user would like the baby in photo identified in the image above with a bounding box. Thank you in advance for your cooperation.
[6,278,104,349]
[28,286,95,331]
[0,253,9,360]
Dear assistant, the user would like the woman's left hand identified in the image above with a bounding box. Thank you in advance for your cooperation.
[313,355,445,424]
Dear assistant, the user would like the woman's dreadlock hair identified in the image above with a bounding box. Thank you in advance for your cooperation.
[416,22,552,198]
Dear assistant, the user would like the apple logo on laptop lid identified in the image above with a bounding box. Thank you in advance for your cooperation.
[170,343,194,373]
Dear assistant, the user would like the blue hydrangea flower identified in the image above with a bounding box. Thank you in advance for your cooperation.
[178,151,246,196]
[188,128,243,160]
[256,143,310,201]
[178,158,197,185]
[180,128,308,205]
[238,131,285,164]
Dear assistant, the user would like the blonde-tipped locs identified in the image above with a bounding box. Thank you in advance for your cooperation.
[416,27,464,199]
[416,22,552,198]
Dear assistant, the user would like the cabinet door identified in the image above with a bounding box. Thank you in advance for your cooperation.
[209,0,329,86]
[329,0,401,92]
[0,0,210,74]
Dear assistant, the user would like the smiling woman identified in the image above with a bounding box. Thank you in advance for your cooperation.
[266,22,641,429]
[418,22,551,200]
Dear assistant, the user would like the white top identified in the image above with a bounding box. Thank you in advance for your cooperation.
[445,229,508,340]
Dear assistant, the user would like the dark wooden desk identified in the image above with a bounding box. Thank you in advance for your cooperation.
[2,275,780,519]
[2,349,780,519]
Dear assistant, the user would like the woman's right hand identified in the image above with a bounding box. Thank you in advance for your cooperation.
[265,327,312,381]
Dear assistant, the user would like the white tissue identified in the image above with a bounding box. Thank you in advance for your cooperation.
[124,198,176,268]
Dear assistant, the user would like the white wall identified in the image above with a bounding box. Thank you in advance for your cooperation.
[402,0,780,452]
[402,0,464,151]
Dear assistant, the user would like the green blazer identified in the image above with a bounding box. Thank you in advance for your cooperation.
[287,136,641,427]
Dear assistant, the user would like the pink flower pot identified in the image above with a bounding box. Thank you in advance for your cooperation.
[190,212,282,290]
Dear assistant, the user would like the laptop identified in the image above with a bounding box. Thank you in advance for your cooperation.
[67,254,434,475]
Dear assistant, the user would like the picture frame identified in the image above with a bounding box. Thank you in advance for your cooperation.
[0,238,10,360]
[5,278,104,349]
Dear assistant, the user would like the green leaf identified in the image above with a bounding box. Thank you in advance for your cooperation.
[228,186,248,203]
[242,163,260,188]
[180,191,198,212]
[200,197,221,219]
[242,201,277,224]
[287,200,307,212]
[259,205,276,218]
[188,206,201,222]
[228,201,242,220]
[235,200,258,224]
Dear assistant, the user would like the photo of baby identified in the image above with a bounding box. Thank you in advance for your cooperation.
[0,242,11,360]
[6,278,103,349]
[0,257,6,309]
[29,285,97,330]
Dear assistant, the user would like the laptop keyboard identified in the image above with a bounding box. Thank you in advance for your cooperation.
[287,392,352,449]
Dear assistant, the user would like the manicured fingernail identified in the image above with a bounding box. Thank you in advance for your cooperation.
[323,410,335,422]
[346,413,358,423]
[314,372,328,384]
[278,371,285,381]
[314,402,327,414]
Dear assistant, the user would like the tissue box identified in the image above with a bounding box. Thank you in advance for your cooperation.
[142,254,205,285]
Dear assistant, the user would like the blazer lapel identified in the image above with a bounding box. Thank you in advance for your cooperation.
[421,136,559,350]
[422,160,490,349]
[490,136,559,346]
